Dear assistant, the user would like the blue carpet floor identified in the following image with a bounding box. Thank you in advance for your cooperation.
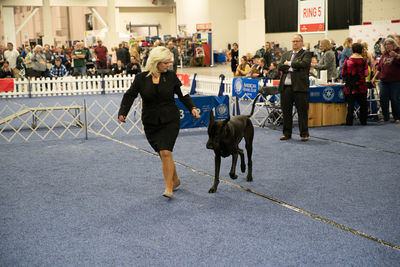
[1,120,399,266]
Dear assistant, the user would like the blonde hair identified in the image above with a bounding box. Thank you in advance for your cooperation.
[361,42,369,60]
[343,37,353,48]
[320,39,333,50]
[143,46,172,77]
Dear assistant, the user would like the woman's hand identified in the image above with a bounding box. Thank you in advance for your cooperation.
[389,51,398,58]
[371,71,379,87]
[118,115,126,123]
[192,108,200,119]
[371,76,377,87]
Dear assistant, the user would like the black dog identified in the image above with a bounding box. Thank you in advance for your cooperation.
[206,94,260,193]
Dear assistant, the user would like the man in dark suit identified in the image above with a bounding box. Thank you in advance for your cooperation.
[278,34,312,141]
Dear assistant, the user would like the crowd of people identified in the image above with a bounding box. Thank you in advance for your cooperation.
[0,39,184,79]
[226,34,400,124]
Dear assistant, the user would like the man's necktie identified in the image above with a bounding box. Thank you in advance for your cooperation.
[285,52,297,85]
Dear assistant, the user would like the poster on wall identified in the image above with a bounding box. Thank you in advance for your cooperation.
[196,23,212,31]
[349,21,400,57]
[298,0,325,34]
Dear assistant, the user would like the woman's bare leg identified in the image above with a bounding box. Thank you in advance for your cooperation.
[159,151,180,191]
[159,150,175,195]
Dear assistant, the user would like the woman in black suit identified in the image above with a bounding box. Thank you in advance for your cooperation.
[118,46,200,199]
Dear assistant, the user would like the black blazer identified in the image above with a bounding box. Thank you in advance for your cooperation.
[118,71,195,126]
[278,49,312,92]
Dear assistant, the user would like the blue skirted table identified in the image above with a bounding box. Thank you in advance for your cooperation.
[308,84,346,127]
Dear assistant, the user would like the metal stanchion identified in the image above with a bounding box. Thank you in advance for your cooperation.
[84,99,88,140]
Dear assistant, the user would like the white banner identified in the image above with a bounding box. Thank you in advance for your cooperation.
[349,21,400,57]
[298,0,325,34]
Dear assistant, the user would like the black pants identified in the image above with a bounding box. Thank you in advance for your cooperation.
[281,85,309,137]
[96,61,107,69]
[345,93,368,125]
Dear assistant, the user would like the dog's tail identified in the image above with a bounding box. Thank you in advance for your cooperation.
[248,93,261,117]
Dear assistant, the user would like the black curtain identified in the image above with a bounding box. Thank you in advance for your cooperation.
[265,0,298,33]
[265,0,362,33]
[328,0,362,30]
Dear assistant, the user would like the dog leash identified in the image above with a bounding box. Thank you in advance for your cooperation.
[193,117,208,127]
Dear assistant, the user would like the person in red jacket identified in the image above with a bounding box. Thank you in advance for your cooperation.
[372,37,400,123]
[94,40,108,69]
[342,43,369,125]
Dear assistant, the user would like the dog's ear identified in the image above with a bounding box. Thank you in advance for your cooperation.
[209,110,215,125]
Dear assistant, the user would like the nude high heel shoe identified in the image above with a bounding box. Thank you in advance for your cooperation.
[162,191,173,199]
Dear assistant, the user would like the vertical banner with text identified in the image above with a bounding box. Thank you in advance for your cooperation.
[298,0,326,34]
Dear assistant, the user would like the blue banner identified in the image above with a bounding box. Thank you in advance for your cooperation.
[232,78,259,99]
[309,85,345,103]
[175,95,230,129]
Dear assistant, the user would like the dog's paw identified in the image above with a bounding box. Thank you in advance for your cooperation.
[229,173,238,179]
[241,164,246,173]
[208,187,217,193]
[246,176,253,182]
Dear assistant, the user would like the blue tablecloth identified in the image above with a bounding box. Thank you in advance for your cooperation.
[175,95,229,129]
[232,79,345,103]
[213,52,226,63]
[309,85,345,103]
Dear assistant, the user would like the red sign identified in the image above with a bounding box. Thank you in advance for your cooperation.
[196,23,212,31]
[0,78,14,92]
[300,23,325,32]
[176,73,190,86]
[298,0,325,33]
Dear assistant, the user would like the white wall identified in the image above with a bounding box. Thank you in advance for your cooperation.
[176,0,209,35]
[118,7,176,36]
[238,0,264,57]
[175,0,245,51]
[363,0,400,21]
[209,0,245,51]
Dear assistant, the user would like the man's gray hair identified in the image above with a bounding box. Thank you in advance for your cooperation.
[294,34,304,41]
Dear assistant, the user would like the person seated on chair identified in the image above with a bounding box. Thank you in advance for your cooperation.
[126,56,141,75]
[112,60,126,76]
[0,61,14,78]
[267,62,280,80]
[248,56,262,78]
[309,56,319,78]
[235,56,250,77]
[252,58,268,78]
[50,57,68,78]
[258,58,268,78]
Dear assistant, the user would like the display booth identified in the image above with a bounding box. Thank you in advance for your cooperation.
[196,23,213,66]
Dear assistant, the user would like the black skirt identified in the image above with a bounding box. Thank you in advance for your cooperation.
[144,119,180,152]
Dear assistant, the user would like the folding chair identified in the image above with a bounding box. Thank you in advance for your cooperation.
[257,86,283,127]
[353,85,380,122]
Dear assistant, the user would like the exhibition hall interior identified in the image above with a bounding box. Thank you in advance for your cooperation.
[0,0,399,265]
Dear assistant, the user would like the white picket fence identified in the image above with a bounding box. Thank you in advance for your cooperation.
[0,74,233,98]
